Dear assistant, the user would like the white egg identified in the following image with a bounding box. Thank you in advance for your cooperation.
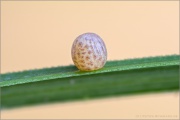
[71,33,107,71]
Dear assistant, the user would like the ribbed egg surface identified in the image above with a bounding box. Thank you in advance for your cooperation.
[71,33,107,71]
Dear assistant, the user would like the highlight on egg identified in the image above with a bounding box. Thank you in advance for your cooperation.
[71,33,107,71]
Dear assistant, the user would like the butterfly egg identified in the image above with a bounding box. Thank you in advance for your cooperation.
[71,33,107,71]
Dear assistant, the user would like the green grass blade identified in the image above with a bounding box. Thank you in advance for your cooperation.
[1,55,179,87]
[1,55,179,109]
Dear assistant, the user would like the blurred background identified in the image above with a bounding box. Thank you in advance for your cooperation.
[1,1,179,119]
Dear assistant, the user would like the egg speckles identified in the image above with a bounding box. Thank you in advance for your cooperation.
[71,33,107,71]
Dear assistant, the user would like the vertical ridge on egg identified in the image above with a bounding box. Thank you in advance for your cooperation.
[71,33,107,71]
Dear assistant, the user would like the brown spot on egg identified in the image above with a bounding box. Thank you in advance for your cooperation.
[87,61,93,66]
[86,67,91,71]
[84,45,89,49]
[78,42,83,47]
[80,60,85,63]
[93,55,97,60]
[98,56,102,61]
[82,52,86,55]
[81,65,85,68]
[77,52,80,57]
[85,56,90,61]
[88,51,92,54]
